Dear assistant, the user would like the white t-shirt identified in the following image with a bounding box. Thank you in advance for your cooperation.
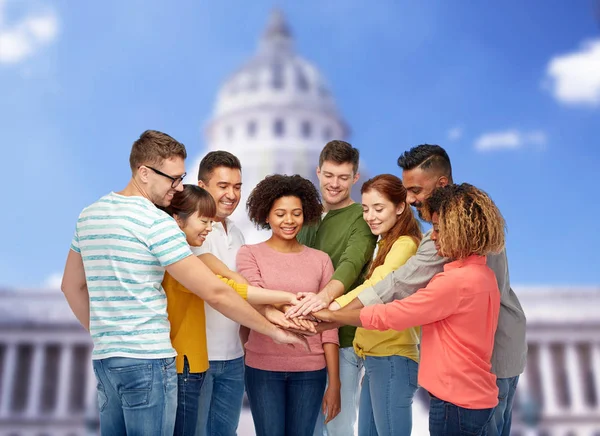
[192,218,246,361]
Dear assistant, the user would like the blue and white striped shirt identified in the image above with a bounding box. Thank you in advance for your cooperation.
[71,192,192,360]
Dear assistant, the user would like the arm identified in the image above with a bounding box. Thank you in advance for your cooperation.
[360,273,459,331]
[199,253,249,285]
[287,218,376,316]
[335,237,417,308]
[322,342,341,424]
[61,249,90,331]
[166,256,304,348]
[357,231,446,307]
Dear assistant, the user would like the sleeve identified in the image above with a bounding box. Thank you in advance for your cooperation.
[236,245,267,288]
[330,217,377,291]
[359,272,460,331]
[70,227,81,253]
[163,273,248,298]
[358,232,446,306]
[217,275,248,300]
[335,237,417,308]
[147,216,193,267]
[320,256,339,344]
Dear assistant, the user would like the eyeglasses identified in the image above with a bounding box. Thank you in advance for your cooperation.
[144,166,186,188]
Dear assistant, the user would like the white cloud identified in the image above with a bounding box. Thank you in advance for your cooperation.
[0,3,58,64]
[447,126,463,141]
[44,272,63,289]
[544,38,600,107]
[474,129,547,152]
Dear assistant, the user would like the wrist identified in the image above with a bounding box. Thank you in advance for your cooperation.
[327,378,341,389]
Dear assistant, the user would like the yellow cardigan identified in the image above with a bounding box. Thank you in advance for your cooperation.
[335,236,420,362]
[163,273,248,374]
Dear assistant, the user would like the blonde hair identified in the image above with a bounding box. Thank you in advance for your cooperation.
[425,184,505,259]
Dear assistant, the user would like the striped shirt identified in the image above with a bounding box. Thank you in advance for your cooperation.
[70,192,192,360]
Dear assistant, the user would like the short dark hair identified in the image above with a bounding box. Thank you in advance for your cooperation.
[162,184,217,223]
[129,130,187,172]
[397,144,452,182]
[246,174,323,230]
[198,151,242,183]
[318,140,360,174]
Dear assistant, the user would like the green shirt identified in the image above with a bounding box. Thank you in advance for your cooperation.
[298,203,377,348]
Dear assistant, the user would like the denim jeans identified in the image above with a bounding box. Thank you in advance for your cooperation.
[487,376,519,436]
[245,365,327,436]
[314,347,363,436]
[358,355,419,436]
[429,394,494,436]
[92,356,177,436]
[174,356,206,436]
[195,357,245,436]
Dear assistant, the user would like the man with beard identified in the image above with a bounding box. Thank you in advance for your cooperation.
[331,144,527,436]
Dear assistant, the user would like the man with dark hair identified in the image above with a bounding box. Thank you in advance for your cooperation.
[195,151,247,436]
[334,144,527,436]
[60,132,305,435]
[289,140,377,436]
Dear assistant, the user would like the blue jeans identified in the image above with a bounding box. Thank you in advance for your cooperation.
[358,355,419,436]
[92,356,177,436]
[245,365,327,436]
[195,357,245,436]
[487,376,519,436]
[429,394,494,436]
[174,356,206,436]
[314,347,363,436]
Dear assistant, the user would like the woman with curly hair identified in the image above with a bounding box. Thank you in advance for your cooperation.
[237,174,340,436]
[160,185,313,436]
[314,183,505,436]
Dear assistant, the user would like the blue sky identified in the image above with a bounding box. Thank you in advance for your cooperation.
[1,0,599,288]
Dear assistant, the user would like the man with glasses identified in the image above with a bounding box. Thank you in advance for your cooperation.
[60,130,306,435]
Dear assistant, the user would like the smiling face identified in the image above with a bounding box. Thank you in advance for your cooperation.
[267,196,304,241]
[361,189,405,237]
[316,160,359,210]
[198,166,242,220]
[140,157,186,207]
[402,167,448,221]
[175,212,213,247]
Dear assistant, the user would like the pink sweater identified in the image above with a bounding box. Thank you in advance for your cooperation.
[237,242,338,372]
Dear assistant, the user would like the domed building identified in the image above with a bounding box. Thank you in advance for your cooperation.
[190,9,362,242]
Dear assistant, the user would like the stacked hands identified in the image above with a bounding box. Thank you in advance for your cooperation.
[266,292,342,344]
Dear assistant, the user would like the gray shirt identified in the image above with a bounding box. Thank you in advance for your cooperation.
[358,229,527,379]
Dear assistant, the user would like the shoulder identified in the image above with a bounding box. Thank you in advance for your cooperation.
[390,235,419,252]
[304,246,331,262]
[237,243,263,257]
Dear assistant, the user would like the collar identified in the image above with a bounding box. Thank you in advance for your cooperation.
[443,254,486,272]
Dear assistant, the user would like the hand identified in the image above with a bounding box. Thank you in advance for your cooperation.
[314,321,339,334]
[274,305,317,334]
[322,383,341,424]
[270,328,310,352]
[289,316,317,334]
[328,301,341,311]
[312,309,336,323]
[264,305,294,330]
[285,292,329,318]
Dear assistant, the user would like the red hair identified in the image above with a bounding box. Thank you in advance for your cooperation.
[361,174,422,278]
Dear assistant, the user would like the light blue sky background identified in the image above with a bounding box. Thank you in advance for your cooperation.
[1,0,599,288]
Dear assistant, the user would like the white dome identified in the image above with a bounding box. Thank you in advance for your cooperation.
[207,9,348,144]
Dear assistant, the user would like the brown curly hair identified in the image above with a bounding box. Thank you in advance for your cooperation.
[425,183,505,260]
[246,174,323,230]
